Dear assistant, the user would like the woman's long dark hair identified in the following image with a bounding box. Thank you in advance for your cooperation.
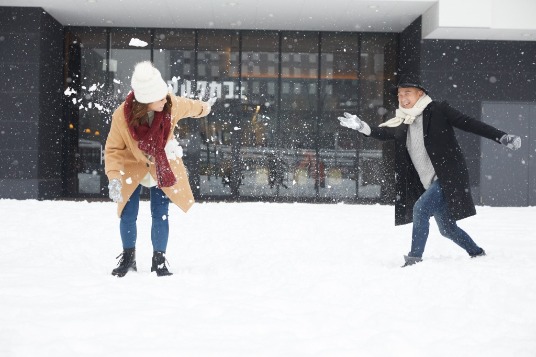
[128,94,172,127]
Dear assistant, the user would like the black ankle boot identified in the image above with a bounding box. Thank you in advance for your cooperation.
[111,248,137,277]
[151,251,173,277]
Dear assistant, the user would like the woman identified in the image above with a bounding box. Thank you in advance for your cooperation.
[105,61,216,277]
[338,74,521,267]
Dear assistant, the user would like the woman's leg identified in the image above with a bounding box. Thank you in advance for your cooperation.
[119,185,141,249]
[150,186,170,252]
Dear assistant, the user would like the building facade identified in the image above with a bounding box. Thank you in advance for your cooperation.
[0,5,535,206]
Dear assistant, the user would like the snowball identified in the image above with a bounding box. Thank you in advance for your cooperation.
[129,38,148,47]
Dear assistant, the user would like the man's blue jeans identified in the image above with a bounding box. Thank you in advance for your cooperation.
[120,185,170,252]
[409,180,483,258]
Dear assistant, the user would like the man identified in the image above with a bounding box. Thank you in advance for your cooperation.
[338,74,521,267]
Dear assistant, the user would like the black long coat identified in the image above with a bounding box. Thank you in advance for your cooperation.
[368,101,506,226]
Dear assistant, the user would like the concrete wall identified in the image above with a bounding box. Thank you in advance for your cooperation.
[0,7,64,199]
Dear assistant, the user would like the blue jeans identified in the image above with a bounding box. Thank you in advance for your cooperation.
[120,185,170,252]
[409,180,483,258]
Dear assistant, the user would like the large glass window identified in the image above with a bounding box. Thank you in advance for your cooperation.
[64,28,397,203]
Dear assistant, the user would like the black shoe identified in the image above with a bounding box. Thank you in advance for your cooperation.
[401,255,423,268]
[151,251,173,277]
[470,249,486,258]
[112,248,137,277]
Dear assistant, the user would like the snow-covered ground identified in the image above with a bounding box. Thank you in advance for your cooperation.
[1,200,535,357]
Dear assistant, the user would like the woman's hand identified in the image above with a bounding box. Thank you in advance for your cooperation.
[108,178,123,203]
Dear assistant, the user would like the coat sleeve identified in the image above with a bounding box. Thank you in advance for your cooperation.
[172,95,211,121]
[368,126,397,141]
[441,101,506,143]
[104,110,127,181]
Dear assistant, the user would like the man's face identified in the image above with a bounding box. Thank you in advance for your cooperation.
[397,87,424,109]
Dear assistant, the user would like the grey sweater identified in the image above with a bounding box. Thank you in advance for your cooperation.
[406,114,437,189]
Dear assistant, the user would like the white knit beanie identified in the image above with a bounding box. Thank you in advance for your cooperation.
[131,61,169,103]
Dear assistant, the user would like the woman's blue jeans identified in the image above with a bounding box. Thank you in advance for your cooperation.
[409,180,483,258]
[120,185,170,252]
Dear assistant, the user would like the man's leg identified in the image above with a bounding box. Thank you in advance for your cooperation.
[408,180,444,258]
[433,184,484,257]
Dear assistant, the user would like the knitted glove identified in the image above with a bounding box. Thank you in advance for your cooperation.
[500,134,521,150]
[108,178,123,203]
[338,112,365,131]
[164,139,183,160]
[199,97,217,116]
[205,97,217,107]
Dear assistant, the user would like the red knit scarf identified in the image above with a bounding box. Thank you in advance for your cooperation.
[124,91,176,187]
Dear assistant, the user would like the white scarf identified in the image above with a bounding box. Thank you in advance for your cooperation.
[379,94,433,127]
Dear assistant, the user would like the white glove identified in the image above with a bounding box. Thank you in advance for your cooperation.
[108,178,123,203]
[205,96,217,107]
[500,134,521,150]
[338,112,365,131]
[165,139,183,160]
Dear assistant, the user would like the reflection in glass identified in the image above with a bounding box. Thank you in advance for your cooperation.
[238,31,282,198]
[358,33,398,199]
[319,32,360,200]
[277,32,320,199]
[197,31,240,197]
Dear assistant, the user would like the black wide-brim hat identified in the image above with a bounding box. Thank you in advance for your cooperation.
[391,74,428,94]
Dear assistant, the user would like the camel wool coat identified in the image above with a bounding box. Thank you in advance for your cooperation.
[105,93,210,217]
